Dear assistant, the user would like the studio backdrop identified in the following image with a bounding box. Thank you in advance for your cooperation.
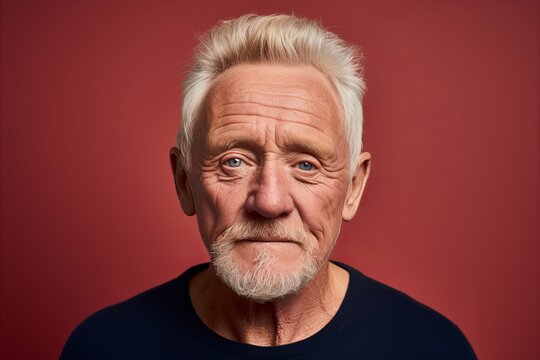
[1,0,539,359]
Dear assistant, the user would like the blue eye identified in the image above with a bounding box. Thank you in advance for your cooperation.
[225,158,243,167]
[297,161,315,171]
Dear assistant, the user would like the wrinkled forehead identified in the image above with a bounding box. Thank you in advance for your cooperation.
[202,64,345,131]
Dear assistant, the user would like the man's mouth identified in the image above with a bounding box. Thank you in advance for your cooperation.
[237,237,299,244]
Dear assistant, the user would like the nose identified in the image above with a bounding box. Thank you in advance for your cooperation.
[245,163,294,219]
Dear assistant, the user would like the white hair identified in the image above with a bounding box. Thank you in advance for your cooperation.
[176,14,366,175]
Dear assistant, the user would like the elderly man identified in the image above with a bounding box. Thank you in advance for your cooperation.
[61,14,476,359]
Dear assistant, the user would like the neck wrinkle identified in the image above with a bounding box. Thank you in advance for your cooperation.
[189,262,349,347]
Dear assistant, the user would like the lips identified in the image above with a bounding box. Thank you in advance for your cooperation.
[238,238,297,243]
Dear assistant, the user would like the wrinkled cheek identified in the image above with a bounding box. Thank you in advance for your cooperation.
[194,182,238,248]
[311,182,346,218]
[311,190,348,251]
[191,182,218,247]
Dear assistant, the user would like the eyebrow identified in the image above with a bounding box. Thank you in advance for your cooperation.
[283,138,336,160]
[211,138,261,153]
[209,132,337,161]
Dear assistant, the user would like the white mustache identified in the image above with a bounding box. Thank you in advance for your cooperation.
[213,221,312,252]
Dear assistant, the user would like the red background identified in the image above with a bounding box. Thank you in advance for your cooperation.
[1,0,539,359]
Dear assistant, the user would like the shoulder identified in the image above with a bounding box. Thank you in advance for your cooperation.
[60,264,207,360]
[336,262,477,359]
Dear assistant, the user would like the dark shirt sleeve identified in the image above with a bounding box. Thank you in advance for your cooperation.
[60,313,111,360]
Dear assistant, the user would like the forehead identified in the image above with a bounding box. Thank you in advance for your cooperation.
[204,64,344,132]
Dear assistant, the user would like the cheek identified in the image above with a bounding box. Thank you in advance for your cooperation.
[295,181,348,240]
[304,179,348,213]
[192,175,248,245]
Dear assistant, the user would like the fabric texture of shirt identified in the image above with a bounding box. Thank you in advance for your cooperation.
[60,262,477,359]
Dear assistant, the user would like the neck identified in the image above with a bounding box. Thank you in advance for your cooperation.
[189,261,349,346]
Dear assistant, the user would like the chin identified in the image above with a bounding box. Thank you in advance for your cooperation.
[210,241,320,303]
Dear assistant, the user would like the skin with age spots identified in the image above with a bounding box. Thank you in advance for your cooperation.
[170,63,371,346]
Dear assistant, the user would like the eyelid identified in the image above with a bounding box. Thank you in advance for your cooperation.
[297,160,316,170]
[293,153,322,173]
[221,152,253,167]
[224,158,242,167]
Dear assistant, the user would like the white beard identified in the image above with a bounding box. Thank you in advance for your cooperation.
[209,222,322,303]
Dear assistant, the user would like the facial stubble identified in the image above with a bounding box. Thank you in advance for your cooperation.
[209,222,329,303]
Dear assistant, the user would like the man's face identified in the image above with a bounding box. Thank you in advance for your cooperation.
[174,64,369,301]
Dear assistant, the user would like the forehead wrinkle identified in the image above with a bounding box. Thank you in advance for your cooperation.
[218,100,327,122]
[209,63,343,104]
[209,93,340,132]
[213,114,330,132]
[234,87,329,105]
[202,64,347,161]
[208,68,342,121]
[214,78,330,99]
[218,84,338,117]
[204,119,264,152]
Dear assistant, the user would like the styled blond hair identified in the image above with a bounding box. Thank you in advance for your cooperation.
[177,14,366,175]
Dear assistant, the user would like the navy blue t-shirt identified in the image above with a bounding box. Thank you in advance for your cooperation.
[60,262,476,359]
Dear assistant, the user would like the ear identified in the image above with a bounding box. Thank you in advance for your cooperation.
[169,147,196,216]
[342,152,371,221]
